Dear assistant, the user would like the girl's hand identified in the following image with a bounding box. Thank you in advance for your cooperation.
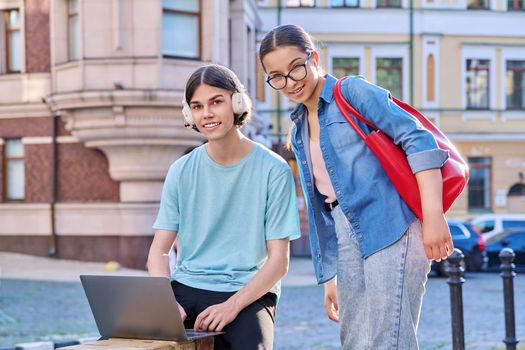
[415,168,454,261]
[323,279,339,323]
[422,212,454,261]
[194,299,241,332]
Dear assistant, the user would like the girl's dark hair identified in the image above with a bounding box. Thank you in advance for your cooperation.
[184,64,252,131]
[259,24,316,70]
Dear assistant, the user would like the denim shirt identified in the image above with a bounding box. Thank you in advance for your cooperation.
[290,75,449,284]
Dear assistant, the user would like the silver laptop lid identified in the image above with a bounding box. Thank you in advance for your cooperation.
[80,275,188,341]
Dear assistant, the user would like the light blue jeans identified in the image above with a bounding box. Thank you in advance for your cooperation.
[331,206,431,350]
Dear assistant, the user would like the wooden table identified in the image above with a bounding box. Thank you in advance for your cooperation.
[60,337,214,350]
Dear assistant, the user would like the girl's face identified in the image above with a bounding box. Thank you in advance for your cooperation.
[262,45,320,104]
[189,84,237,142]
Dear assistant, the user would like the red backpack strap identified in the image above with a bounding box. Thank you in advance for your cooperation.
[334,77,379,132]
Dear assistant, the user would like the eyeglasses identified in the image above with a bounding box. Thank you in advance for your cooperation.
[266,52,312,90]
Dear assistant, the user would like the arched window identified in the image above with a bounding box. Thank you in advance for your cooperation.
[427,54,435,102]
[508,183,525,196]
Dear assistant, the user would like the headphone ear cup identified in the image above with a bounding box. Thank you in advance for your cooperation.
[231,92,248,116]
[182,99,194,126]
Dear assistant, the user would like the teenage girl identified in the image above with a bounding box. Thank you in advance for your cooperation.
[259,24,453,349]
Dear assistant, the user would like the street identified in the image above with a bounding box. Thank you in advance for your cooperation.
[0,255,523,349]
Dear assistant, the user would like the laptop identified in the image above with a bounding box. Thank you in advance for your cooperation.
[80,275,221,342]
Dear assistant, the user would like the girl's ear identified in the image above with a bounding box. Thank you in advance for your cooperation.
[310,51,321,70]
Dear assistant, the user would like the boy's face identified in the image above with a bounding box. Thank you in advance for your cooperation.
[189,84,237,141]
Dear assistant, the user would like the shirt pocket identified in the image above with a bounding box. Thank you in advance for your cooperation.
[324,111,365,150]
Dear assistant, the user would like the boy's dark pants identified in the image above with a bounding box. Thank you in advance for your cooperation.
[171,281,276,350]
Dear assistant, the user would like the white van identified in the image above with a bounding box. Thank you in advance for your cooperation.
[470,214,525,240]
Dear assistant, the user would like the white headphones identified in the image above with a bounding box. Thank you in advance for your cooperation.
[182,68,250,128]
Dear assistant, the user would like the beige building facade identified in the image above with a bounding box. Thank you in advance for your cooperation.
[257,0,525,224]
[0,0,265,267]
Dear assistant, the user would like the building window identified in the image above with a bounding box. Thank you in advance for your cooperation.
[468,0,489,8]
[332,57,359,77]
[3,139,24,201]
[162,0,200,59]
[331,0,359,7]
[466,59,490,110]
[506,60,525,110]
[2,9,21,73]
[68,0,80,61]
[377,0,401,7]
[286,0,316,6]
[427,54,435,102]
[376,58,403,99]
[508,183,525,196]
[468,157,491,211]
[508,0,524,10]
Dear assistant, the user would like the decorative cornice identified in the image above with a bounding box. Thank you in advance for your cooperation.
[0,103,51,119]
[38,91,206,200]
[21,137,53,145]
[46,90,184,112]
[19,136,80,144]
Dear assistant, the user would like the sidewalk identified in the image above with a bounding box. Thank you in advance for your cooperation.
[0,252,317,286]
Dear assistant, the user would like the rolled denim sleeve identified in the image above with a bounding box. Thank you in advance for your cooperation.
[342,76,450,174]
[407,149,449,174]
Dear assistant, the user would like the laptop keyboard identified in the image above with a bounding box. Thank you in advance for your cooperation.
[186,330,215,337]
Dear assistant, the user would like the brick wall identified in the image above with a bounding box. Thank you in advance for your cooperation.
[0,143,3,200]
[0,117,118,202]
[25,143,53,202]
[24,0,50,73]
[0,117,52,138]
[0,234,152,269]
[57,236,152,269]
[0,236,52,256]
[57,118,71,136]
[58,143,119,202]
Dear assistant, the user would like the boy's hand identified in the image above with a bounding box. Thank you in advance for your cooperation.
[194,300,241,332]
[422,212,454,261]
[177,301,187,322]
[323,279,339,323]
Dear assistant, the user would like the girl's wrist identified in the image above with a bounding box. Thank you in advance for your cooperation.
[422,204,444,215]
[324,278,336,288]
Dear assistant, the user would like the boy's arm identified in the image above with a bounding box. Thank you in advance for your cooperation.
[194,237,290,332]
[147,229,177,277]
[147,229,187,320]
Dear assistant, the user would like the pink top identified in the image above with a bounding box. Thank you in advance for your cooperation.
[309,138,337,202]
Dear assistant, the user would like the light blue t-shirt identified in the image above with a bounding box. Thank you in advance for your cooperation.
[153,142,301,297]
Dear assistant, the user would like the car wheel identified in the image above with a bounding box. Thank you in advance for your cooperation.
[434,261,447,277]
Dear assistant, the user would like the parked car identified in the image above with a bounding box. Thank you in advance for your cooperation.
[470,214,525,240]
[485,229,525,272]
[432,219,487,277]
